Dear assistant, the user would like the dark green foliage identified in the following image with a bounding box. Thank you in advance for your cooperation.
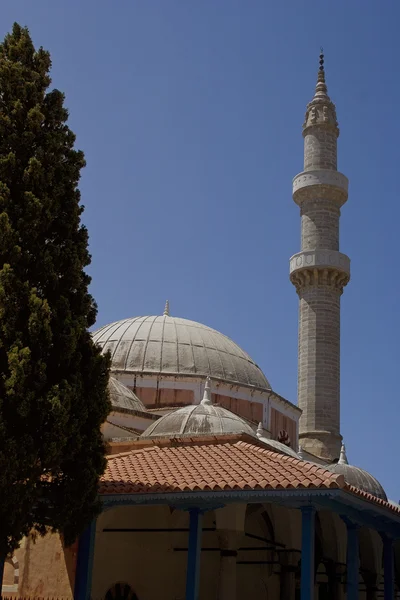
[0,23,111,557]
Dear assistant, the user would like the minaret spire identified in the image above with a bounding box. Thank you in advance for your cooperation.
[314,48,328,97]
[319,47,324,71]
[289,52,350,461]
[303,49,338,134]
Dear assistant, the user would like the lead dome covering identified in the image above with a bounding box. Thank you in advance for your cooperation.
[141,378,256,439]
[93,315,270,390]
[326,445,387,501]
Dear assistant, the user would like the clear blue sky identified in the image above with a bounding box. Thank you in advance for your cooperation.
[2,1,399,500]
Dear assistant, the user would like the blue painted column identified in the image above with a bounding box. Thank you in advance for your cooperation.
[346,521,359,600]
[383,535,394,600]
[185,507,203,600]
[300,506,315,600]
[74,520,97,600]
[0,557,4,594]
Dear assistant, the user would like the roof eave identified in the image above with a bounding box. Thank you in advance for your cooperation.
[99,487,400,535]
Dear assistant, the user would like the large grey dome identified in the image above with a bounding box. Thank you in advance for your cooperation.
[93,315,270,390]
[326,445,387,501]
[142,378,256,439]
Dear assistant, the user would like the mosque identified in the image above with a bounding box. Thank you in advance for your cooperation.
[2,53,400,600]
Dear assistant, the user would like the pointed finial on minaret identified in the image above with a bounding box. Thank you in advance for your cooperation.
[256,422,263,438]
[314,47,328,97]
[302,48,338,133]
[298,445,305,459]
[338,443,348,465]
[201,377,212,405]
[163,300,170,316]
[319,47,325,73]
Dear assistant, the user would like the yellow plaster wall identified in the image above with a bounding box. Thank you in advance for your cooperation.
[3,560,15,586]
[16,533,76,598]
[92,505,220,600]
[91,504,293,600]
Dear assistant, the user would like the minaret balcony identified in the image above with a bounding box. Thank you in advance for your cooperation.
[289,249,350,280]
[292,169,348,206]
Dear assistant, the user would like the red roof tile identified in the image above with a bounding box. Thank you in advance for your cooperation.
[100,439,344,495]
[346,485,400,514]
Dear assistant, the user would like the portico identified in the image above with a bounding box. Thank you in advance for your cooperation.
[74,436,400,600]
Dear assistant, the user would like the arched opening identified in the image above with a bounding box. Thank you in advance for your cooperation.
[359,526,381,593]
[237,504,278,597]
[105,582,138,600]
[315,562,329,600]
[294,513,342,600]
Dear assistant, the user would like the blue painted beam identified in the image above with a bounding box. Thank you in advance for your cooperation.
[345,521,359,600]
[383,535,394,600]
[185,508,203,600]
[100,488,400,532]
[300,506,315,600]
[74,520,96,600]
[317,496,400,538]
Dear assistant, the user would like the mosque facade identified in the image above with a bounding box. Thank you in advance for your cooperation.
[1,54,400,600]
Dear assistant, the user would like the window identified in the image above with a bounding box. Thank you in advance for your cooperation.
[105,583,138,600]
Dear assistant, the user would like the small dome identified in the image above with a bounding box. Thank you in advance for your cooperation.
[326,444,387,501]
[93,313,270,390]
[256,423,299,459]
[141,378,256,439]
[108,377,146,413]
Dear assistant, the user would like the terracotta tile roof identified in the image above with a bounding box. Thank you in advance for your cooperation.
[100,438,344,495]
[346,485,400,514]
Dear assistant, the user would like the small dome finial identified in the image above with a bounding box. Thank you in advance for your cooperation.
[298,445,305,460]
[256,422,263,438]
[163,300,170,316]
[201,376,212,405]
[338,443,348,465]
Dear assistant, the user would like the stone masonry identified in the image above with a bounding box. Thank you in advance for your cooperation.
[290,53,350,461]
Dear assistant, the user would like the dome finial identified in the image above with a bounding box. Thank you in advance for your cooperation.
[298,445,305,460]
[163,300,170,316]
[256,422,263,438]
[201,376,212,405]
[338,443,348,465]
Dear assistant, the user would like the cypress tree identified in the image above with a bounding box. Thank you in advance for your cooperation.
[0,23,111,564]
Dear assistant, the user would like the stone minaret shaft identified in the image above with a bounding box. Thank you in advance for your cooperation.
[290,53,350,461]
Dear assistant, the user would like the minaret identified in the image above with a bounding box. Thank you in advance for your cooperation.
[290,51,350,461]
